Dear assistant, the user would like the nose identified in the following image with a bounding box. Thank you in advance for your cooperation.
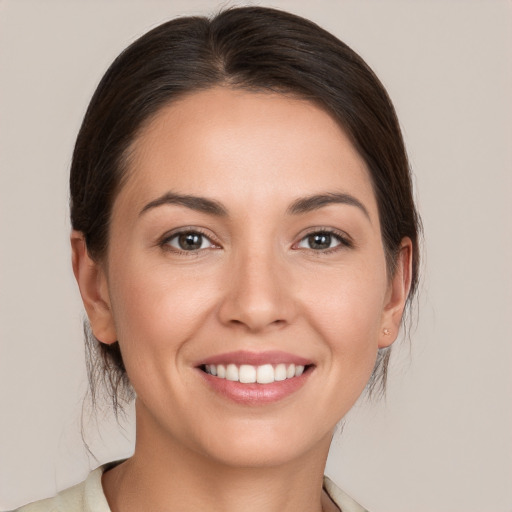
[217,246,296,333]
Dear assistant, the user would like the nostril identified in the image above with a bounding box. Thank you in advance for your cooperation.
[217,276,296,332]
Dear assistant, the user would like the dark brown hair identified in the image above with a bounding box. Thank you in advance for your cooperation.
[70,6,421,411]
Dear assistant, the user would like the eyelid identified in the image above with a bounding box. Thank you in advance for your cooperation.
[293,227,354,251]
[158,226,221,254]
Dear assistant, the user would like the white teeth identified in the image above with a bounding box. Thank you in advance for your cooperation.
[226,364,239,381]
[274,363,287,381]
[239,364,256,383]
[203,363,307,384]
[256,364,274,384]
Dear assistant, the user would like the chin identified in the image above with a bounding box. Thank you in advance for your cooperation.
[188,416,334,470]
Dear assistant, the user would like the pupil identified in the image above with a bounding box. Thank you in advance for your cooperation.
[179,233,202,250]
[309,233,331,249]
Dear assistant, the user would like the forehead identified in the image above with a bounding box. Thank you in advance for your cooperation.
[118,87,378,219]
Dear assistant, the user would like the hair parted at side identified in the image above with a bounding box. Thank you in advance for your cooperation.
[70,6,421,414]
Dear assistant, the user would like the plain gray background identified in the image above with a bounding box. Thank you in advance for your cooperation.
[1,1,511,511]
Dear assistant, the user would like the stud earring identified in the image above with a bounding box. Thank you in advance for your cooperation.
[383,328,391,336]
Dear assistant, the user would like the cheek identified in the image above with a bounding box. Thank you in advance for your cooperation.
[301,260,387,380]
[305,260,387,335]
[107,257,219,366]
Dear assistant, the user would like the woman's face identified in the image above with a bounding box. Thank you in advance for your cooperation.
[83,87,407,468]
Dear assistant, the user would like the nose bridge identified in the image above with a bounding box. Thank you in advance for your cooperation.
[219,238,293,332]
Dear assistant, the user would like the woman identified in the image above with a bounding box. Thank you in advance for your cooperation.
[17,6,420,512]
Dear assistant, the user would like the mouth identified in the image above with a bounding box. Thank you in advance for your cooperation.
[195,351,314,404]
[200,363,312,384]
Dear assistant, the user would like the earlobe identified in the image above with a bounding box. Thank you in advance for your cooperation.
[71,230,117,344]
[379,237,413,348]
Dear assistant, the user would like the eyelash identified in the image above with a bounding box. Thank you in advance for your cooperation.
[159,228,353,255]
[159,228,219,256]
[294,228,353,254]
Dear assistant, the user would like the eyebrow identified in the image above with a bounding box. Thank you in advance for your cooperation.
[287,192,370,220]
[140,192,228,217]
[139,191,369,220]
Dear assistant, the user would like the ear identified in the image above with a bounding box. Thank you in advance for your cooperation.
[71,230,117,344]
[379,237,413,348]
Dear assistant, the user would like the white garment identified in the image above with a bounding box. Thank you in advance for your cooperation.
[15,465,368,512]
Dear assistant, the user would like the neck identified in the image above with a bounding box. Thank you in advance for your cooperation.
[102,401,336,512]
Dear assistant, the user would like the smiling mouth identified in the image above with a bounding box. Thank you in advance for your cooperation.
[201,363,312,384]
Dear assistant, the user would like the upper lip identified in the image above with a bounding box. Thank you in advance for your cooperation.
[197,350,313,367]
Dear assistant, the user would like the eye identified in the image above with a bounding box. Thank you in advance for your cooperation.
[296,230,351,251]
[163,230,216,252]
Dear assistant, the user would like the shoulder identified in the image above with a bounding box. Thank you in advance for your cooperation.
[323,475,370,512]
[14,466,111,512]
[13,467,365,512]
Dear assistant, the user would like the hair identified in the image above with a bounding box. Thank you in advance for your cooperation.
[70,6,421,413]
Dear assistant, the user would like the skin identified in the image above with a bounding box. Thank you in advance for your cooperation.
[72,87,412,512]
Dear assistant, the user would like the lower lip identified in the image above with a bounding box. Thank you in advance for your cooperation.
[198,368,313,405]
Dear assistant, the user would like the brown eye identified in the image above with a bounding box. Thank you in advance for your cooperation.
[165,231,214,251]
[297,231,348,251]
[307,233,333,250]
